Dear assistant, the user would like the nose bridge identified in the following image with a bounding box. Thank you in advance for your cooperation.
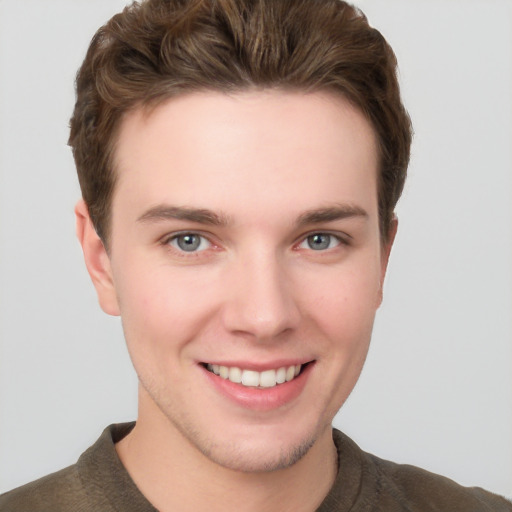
[222,245,300,340]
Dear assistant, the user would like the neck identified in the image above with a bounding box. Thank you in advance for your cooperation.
[116,393,338,512]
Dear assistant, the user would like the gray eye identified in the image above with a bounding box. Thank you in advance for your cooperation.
[174,234,203,252]
[306,234,334,250]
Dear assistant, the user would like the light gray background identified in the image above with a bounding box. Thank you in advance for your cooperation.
[1,0,511,498]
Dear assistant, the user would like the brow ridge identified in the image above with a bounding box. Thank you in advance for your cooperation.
[296,204,368,226]
[137,205,229,226]
[137,203,367,228]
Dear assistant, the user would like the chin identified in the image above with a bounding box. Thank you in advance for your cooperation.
[191,428,320,473]
[167,408,331,474]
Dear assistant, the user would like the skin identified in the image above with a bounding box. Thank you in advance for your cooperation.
[76,90,396,512]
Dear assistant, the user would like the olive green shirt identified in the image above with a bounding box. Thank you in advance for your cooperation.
[1,423,510,511]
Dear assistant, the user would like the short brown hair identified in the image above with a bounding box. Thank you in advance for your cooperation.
[69,0,412,245]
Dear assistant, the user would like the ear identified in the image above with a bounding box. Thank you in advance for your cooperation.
[377,215,398,306]
[75,199,120,316]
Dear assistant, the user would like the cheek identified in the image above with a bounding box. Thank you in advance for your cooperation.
[298,259,382,336]
[114,263,221,351]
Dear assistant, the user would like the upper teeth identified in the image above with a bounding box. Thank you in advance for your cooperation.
[206,364,301,388]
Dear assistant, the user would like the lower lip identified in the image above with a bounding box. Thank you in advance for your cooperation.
[200,363,314,411]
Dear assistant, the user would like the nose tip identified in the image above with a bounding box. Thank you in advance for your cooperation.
[221,258,300,341]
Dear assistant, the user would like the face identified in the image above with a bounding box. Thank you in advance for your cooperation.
[79,90,394,472]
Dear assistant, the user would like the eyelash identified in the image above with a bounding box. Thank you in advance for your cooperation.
[160,230,350,256]
[296,232,348,252]
[161,232,214,255]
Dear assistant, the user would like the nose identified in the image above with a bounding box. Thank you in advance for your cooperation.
[221,249,300,341]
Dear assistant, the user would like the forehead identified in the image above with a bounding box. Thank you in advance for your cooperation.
[112,90,379,223]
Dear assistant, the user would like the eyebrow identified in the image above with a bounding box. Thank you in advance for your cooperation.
[137,205,229,226]
[136,203,368,227]
[296,204,368,226]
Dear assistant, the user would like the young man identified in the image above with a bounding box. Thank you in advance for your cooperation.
[1,0,510,510]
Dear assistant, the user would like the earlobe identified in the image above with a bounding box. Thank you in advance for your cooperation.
[75,200,120,316]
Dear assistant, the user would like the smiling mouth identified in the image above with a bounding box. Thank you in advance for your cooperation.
[204,363,310,388]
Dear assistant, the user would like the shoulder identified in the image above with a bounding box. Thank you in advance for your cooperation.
[0,423,137,512]
[370,453,512,511]
[331,429,512,512]
[0,464,87,512]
